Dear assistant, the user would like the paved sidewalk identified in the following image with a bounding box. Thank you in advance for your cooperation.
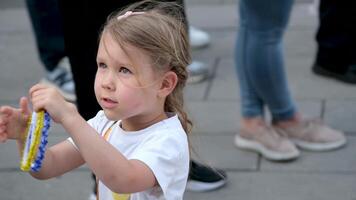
[1,1,356,200]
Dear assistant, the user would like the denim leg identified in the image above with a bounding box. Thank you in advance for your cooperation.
[26,0,66,71]
[235,24,264,118]
[235,0,297,121]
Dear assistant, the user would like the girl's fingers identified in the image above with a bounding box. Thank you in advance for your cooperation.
[0,106,13,116]
[30,87,48,100]
[0,117,8,126]
[0,124,6,133]
[31,97,47,112]
[29,83,49,98]
[19,97,30,115]
[0,125,8,143]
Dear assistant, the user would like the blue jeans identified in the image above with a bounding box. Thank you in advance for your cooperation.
[235,0,296,122]
[26,0,66,72]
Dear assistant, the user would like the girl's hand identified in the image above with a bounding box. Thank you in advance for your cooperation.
[0,97,31,142]
[29,84,78,124]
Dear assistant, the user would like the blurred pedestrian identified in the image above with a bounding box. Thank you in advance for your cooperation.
[234,0,346,161]
[25,0,75,101]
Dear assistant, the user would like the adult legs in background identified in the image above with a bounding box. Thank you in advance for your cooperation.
[234,0,345,161]
[25,0,75,101]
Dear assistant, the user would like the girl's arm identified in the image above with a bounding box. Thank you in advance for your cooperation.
[30,84,156,193]
[62,113,157,194]
[29,140,85,179]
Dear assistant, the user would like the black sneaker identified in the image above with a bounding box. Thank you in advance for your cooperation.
[186,160,227,192]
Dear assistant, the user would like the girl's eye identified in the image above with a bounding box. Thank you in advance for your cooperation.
[98,62,107,68]
[118,67,132,74]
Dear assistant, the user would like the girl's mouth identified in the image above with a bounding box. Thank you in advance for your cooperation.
[101,97,118,109]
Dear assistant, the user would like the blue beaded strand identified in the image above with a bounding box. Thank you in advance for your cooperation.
[31,112,51,172]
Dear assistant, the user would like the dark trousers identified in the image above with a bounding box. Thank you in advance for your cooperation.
[315,0,356,73]
[26,0,66,72]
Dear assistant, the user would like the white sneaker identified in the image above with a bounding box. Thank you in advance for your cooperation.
[187,61,209,84]
[189,26,210,49]
[41,57,76,101]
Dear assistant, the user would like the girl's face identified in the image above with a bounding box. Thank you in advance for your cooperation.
[95,33,164,129]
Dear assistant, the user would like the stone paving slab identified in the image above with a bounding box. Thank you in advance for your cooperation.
[207,59,240,100]
[184,172,356,200]
[186,101,240,134]
[190,135,258,170]
[186,3,317,31]
[325,101,356,134]
[186,100,322,134]
[191,30,236,61]
[0,170,92,200]
[261,136,356,173]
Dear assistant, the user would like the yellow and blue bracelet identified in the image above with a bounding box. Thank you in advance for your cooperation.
[20,111,51,172]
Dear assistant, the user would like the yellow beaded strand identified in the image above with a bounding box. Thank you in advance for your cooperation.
[20,111,45,171]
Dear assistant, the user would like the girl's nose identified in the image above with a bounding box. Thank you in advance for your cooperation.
[101,72,115,90]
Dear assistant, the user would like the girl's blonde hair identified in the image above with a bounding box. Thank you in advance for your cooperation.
[102,0,192,133]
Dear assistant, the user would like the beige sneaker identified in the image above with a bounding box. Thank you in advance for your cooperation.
[274,119,346,151]
[235,126,300,161]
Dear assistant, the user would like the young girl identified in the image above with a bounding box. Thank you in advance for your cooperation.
[0,1,191,199]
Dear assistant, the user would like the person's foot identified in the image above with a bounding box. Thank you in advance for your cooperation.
[312,64,356,84]
[186,160,227,192]
[189,26,210,49]
[274,119,346,151]
[235,124,300,161]
[41,57,76,101]
[187,61,209,84]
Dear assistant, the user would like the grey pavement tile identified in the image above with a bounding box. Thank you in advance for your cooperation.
[0,9,30,32]
[0,171,92,200]
[324,101,356,134]
[191,30,235,61]
[184,172,356,200]
[284,28,316,57]
[185,0,313,5]
[186,3,317,31]
[186,4,238,30]
[184,59,216,101]
[261,136,356,173]
[208,58,240,101]
[287,3,318,29]
[284,55,356,100]
[190,135,258,170]
[0,34,43,102]
[186,101,240,134]
[186,100,323,135]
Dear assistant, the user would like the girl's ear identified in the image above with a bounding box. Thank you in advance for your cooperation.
[157,71,178,98]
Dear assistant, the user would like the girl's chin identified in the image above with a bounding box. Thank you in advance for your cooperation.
[103,111,121,121]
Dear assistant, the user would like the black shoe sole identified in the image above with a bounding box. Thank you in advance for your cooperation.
[312,64,356,84]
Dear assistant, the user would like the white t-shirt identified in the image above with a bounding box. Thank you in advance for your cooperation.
[68,111,189,200]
